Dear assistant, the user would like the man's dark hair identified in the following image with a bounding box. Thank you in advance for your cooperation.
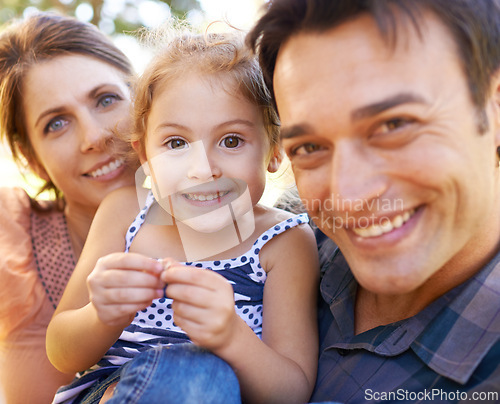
[247,0,500,114]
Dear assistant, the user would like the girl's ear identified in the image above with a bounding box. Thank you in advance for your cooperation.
[132,140,151,176]
[267,146,283,173]
[493,70,500,149]
[132,140,147,163]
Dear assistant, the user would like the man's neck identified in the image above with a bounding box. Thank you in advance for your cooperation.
[354,229,500,335]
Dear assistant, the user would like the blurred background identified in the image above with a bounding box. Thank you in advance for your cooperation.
[0,0,294,203]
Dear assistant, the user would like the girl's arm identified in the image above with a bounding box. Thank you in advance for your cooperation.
[46,187,165,374]
[163,220,319,404]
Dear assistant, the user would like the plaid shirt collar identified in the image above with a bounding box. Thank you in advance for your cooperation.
[320,241,500,385]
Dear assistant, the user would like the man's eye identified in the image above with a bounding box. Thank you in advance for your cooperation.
[220,135,242,149]
[166,138,188,149]
[292,143,323,156]
[376,118,411,134]
[44,118,68,134]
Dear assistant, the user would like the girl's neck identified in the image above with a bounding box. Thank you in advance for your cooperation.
[64,203,97,259]
[175,204,269,262]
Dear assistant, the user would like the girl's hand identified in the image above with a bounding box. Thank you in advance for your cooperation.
[162,263,237,351]
[87,252,165,328]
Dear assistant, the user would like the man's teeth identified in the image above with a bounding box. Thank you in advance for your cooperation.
[185,191,228,201]
[352,209,415,238]
[89,159,124,178]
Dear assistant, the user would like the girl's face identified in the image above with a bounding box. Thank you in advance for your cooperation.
[22,54,135,214]
[141,72,278,232]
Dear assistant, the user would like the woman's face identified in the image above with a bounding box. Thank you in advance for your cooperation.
[22,54,135,213]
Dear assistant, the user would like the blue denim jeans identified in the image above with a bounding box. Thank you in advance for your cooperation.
[98,343,241,404]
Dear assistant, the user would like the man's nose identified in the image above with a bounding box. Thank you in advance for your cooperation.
[329,141,388,212]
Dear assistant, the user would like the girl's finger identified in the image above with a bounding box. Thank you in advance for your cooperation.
[97,252,163,275]
[161,265,224,290]
[102,286,165,304]
[164,283,216,307]
[99,269,165,289]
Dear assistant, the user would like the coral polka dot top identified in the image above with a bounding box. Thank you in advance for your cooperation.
[0,188,76,404]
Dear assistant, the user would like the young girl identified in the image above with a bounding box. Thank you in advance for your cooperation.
[47,29,319,404]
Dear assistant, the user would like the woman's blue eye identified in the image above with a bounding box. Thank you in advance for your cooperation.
[167,138,187,149]
[221,136,241,148]
[45,118,68,134]
[98,95,118,108]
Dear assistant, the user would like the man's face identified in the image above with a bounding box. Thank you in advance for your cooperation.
[275,12,500,295]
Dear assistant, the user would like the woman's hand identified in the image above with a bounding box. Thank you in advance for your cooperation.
[87,252,165,328]
[161,263,238,351]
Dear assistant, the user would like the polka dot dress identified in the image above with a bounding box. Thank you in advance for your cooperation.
[31,210,76,309]
[57,190,309,402]
[125,190,308,338]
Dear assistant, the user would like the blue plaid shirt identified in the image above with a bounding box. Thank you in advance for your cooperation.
[311,240,500,403]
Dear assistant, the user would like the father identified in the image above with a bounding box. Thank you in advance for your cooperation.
[248,0,500,402]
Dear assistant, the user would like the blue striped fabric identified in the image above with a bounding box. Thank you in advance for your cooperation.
[311,240,500,403]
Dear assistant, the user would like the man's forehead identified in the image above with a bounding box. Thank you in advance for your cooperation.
[289,9,452,51]
[274,11,459,95]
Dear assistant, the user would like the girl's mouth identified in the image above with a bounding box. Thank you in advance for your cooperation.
[182,190,230,202]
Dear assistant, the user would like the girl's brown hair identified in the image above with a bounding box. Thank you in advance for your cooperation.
[130,27,279,160]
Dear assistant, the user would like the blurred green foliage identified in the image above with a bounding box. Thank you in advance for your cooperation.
[0,0,201,33]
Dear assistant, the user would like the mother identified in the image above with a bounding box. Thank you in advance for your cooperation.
[0,13,135,404]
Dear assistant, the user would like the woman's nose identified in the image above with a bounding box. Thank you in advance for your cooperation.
[79,112,107,153]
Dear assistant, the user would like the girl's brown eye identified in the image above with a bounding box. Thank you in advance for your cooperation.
[166,139,187,149]
[221,136,241,148]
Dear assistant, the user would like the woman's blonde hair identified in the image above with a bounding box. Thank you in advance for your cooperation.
[129,26,279,162]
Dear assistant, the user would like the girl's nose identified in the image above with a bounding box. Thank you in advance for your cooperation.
[186,141,221,181]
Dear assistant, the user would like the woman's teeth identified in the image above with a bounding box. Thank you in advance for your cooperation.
[89,159,124,178]
[352,209,415,238]
[184,191,229,201]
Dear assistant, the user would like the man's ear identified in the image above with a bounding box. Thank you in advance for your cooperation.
[267,145,283,173]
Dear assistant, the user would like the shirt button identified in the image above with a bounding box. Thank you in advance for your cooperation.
[337,348,349,356]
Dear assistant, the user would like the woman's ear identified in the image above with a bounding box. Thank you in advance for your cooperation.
[18,146,50,181]
[267,146,283,173]
[30,161,50,181]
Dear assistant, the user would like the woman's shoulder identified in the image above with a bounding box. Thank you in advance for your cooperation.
[0,188,54,336]
[0,187,32,218]
[0,186,63,217]
[0,187,39,243]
